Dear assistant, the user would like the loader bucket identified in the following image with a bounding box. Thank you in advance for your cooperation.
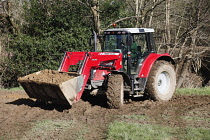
[18,70,84,105]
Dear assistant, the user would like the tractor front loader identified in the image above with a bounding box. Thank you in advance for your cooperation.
[18,28,176,109]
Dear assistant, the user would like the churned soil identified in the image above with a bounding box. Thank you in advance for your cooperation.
[18,69,78,85]
[0,89,210,140]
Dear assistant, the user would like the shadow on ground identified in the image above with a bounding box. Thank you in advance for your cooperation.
[6,92,149,111]
[7,98,71,112]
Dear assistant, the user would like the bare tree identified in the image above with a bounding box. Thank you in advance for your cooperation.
[165,0,171,44]
[0,0,22,34]
[107,0,165,28]
[175,0,210,88]
[78,0,101,35]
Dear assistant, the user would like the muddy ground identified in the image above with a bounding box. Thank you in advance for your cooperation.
[0,90,210,140]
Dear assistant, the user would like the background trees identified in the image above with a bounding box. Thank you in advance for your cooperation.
[0,0,209,88]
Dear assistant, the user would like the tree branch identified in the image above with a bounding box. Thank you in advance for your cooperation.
[145,0,166,16]
[106,16,137,29]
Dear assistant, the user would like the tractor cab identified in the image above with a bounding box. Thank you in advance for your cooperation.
[103,28,156,75]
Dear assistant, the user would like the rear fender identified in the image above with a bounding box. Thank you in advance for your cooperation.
[138,53,175,78]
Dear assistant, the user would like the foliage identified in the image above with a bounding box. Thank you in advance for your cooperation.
[23,0,91,36]
[0,0,209,87]
[100,0,128,29]
[1,0,92,87]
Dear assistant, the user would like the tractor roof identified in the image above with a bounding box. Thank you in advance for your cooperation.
[104,28,154,34]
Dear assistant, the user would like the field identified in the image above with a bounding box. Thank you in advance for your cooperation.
[0,88,210,140]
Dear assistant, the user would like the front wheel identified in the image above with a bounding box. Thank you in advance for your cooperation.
[145,60,176,101]
[106,74,124,109]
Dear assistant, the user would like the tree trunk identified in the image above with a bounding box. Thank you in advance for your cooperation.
[165,0,171,44]
[176,29,198,88]
[176,55,192,88]
[135,0,139,27]
[3,0,19,34]
[148,0,155,27]
[90,0,102,51]
[91,7,100,35]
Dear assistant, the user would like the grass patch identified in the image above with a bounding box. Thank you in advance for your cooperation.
[182,115,210,128]
[107,114,210,140]
[183,116,210,122]
[31,119,74,133]
[106,121,210,140]
[107,121,172,140]
[21,119,87,140]
[175,87,210,95]
[0,86,23,91]
[0,136,6,140]
[121,115,150,121]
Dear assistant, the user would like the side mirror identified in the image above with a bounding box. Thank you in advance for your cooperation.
[126,35,133,46]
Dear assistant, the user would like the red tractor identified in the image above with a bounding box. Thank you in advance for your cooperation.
[19,28,176,109]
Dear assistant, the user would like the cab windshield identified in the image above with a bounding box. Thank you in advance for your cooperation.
[103,33,149,74]
[103,34,128,52]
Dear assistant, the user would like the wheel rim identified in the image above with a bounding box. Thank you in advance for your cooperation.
[157,71,170,95]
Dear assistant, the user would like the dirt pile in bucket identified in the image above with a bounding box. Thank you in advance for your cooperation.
[18,69,79,85]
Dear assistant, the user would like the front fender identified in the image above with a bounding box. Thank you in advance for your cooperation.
[111,71,132,87]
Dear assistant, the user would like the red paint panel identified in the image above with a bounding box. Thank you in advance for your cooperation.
[75,52,123,101]
[58,51,123,101]
[138,53,172,78]
[59,52,86,72]
[92,70,110,81]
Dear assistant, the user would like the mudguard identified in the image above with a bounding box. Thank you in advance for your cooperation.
[138,53,175,78]
[111,70,132,87]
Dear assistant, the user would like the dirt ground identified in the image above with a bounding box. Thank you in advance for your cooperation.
[0,90,210,140]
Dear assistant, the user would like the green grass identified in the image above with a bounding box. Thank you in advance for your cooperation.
[182,115,210,122]
[106,121,210,140]
[175,87,210,95]
[31,119,74,133]
[21,119,88,140]
[0,86,23,91]
[121,115,150,121]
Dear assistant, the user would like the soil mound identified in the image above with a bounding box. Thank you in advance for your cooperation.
[17,70,82,105]
[18,69,79,85]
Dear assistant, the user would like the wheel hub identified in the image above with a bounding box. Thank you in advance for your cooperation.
[158,80,162,86]
[157,71,170,95]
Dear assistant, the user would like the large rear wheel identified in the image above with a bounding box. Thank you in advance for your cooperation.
[106,74,124,109]
[145,60,176,101]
